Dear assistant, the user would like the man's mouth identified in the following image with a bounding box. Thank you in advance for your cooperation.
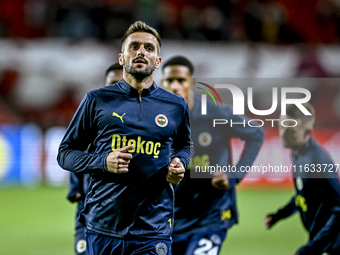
[134,58,147,64]
[283,134,294,142]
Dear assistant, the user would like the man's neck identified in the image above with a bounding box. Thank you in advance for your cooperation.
[291,135,311,155]
[123,72,154,94]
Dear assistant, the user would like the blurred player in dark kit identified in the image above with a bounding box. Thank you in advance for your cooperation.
[59,22,193,255]
[162,56,265,255]
[105,62,123,86]
[264,103,340,255]
[67,62,123,255]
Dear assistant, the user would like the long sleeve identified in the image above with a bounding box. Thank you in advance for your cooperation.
[67,172,84,202]
[229,113,265,183]
[57,94,109,174]
[170,101,194,169]
[297,212,340,255]
[271,196,298,223]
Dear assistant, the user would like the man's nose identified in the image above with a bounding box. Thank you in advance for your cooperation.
[170,80,181,91]
[137,45,146,56]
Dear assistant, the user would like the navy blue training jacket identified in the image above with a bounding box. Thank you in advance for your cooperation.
[58,79,193,240]
[173,96,265,237]
[271,138,340,255]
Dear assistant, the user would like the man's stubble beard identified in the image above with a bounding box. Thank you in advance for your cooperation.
[123,57,156,81]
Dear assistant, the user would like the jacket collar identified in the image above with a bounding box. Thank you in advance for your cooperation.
[117,79,158,97]
[297,137,312,155]
[292,137,313,160]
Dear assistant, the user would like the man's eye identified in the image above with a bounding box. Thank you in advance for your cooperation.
[146,47,154,52]
[131,45,138,50]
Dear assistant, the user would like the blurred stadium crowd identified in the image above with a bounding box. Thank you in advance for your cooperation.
[1,0,340,43]
[0,0,340,185]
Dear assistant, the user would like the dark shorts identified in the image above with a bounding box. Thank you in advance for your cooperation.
[85,228,172,255]
[172,229,227,255]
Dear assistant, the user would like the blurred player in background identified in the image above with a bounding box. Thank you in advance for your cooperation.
[105,62,123,86]
[58,21,192,255]
[264,103,340,255]
[67,62,123,255]
[162,56,265,255]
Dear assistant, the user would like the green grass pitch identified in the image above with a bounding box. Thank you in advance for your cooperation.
[222,187,307,255]
[0,185,307,255]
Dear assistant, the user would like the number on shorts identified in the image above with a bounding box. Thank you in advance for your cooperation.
[193,238,219,255]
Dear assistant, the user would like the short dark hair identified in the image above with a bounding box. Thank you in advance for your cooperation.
[121,21,161,54]
[105,62,123,77]
[162,56,194,75]
[285,102,315,126]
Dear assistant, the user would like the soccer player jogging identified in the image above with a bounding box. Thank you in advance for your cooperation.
[161,56,265,255]
[66,62,123,255]
[58,22,193,255]
[264,103,340,255]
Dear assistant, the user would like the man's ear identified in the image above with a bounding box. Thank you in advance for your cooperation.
[304,128,313,139]
[118,53,124,66]
[305,127,313,136]
[304,121,314,136]
[155,56,162,69]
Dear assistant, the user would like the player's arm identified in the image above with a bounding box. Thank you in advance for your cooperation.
[168,100,194,184]
[228,110,265,183]
[296,212,340,255]
[67,172,85,202]
[264,196,298,229]
[296,177,340,255]
[211,171,232,190]
[57,94,110,174]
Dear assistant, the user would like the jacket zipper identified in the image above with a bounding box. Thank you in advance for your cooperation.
[138,94,142,121]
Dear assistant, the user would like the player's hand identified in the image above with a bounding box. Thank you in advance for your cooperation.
[74,192,82,201]
[211,172,229,190]
[264,214,276,229]
[106,145,133,174]
[167,157,185,185]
